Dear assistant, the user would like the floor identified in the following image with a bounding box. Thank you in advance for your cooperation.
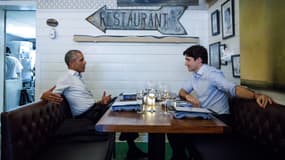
[115,142,172,160]
[114,133,172,160]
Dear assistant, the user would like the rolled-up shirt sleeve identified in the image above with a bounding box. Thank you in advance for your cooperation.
[182,80,194,93]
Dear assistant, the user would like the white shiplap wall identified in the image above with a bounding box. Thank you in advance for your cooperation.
[35,1,208,100]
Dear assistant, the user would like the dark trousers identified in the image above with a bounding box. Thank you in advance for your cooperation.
[75,103,108,123]
[167,114,232,160]
[167,133,191,160]
[75,102,139,142]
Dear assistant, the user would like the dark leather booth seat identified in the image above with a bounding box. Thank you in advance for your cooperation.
[1,98,114,160]
[188,98,285,160]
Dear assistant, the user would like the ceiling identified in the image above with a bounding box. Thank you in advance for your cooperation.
[0,1,36,39]
[6,10,36,39]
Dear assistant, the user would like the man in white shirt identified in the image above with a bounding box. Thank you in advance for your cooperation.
[41,49,147,160]
[5,47,23,80]
[41,50,110,122]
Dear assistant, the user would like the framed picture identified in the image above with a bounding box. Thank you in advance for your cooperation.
[117,0,198,7]
[221,0,235,39]
[231,54,240,77]
[209,42,221,69]
[220,44,227,65]
[211,10,220,36]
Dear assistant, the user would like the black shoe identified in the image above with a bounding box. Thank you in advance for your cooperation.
[126,148,148,160]
[119,132,139,141]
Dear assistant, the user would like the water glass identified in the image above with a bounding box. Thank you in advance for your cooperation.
[163,99,172,115]
[136,90,144,101]
[162,89,170,100]
[136,90,144,114]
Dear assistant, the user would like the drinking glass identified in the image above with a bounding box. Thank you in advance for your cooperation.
[146,80,155,90]
[166,92,177,114]
[136,90,144,114]
[136,90,144,101]
[160,84,171,115]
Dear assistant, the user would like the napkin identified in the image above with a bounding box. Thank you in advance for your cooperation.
[173,111,211,119]
[111,104,141,112]
[111,100,142,112]
[120,93,137,101]
[176,101,192,108]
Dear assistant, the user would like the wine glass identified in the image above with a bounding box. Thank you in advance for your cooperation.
[136,90,144,114]
[160,84,171,115]
[145,80,155,94]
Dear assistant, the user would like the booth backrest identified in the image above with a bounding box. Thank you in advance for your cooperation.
[1,99,71,160]
[230,98,285,155]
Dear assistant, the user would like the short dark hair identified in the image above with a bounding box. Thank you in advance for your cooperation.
[6,47,11,53]
[183,45,208,64]
[64,50,82,66]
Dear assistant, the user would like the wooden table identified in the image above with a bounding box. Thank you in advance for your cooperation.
[96,104,228,160]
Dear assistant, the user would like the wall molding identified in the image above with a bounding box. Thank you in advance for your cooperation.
[73,35,199,43]
[241,79,285,93]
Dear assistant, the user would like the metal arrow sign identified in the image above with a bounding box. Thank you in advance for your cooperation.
[86,5,187,35]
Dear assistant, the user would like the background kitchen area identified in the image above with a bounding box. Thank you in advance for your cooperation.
[0,1,36,112]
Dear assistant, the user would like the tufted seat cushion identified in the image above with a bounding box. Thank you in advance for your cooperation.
[38,138,113,160]
[55,119,111,143]
[1,98,114,160]
[188,98,285,160]
[1,101,67,160]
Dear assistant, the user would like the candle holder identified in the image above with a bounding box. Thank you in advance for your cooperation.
[144,92,156,112]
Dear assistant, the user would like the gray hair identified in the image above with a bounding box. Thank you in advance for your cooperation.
[64,50,82,66]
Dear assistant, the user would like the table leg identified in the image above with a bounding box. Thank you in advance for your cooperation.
[148,133,165,160]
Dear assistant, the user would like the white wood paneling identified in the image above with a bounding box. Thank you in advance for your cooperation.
[36,8,208,100]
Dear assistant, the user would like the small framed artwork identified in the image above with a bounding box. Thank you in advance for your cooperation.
[221,0,235,39]
[209,42,221,69]
[220,44,227,65]
[211,10,220,36]
[231,54,240,77]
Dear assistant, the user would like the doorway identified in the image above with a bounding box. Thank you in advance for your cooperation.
[1,8,36,111]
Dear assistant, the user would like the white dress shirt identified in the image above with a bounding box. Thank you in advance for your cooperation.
[54,69,96,116]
